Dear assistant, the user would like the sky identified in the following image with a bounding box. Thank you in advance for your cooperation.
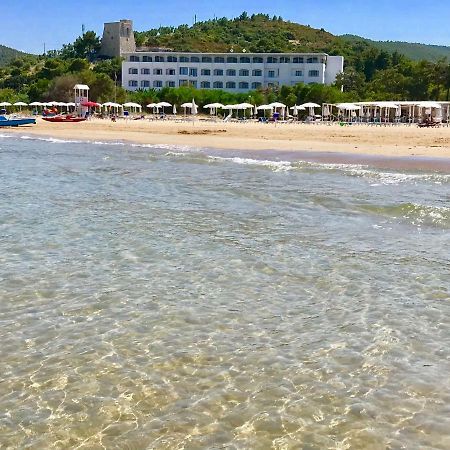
[3,0,450,54]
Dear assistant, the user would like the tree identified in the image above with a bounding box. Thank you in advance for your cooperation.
[73,31,101,60]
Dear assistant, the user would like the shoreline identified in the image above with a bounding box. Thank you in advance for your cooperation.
[4,117,450,171]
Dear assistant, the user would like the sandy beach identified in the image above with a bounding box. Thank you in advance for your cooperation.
[6,117,450,164]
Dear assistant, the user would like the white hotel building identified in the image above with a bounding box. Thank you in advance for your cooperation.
[122,51,344,92]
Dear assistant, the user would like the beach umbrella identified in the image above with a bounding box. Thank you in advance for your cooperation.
[180,102,193,115]
[191,99,198,115]
[156,101,171,115]
[29,101,42,106]
[204,103,224,116]
[173,104,177,115]
[0,102,12,107]
[13,101,28,112]
[82,101,101,107]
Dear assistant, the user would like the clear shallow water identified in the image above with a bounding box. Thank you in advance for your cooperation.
[0,135,449,449]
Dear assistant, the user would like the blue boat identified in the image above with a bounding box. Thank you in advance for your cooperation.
[0,115,36,127]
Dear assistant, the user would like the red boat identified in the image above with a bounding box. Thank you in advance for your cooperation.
[42,115,87,123]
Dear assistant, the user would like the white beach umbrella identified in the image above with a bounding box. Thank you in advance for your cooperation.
[29,101,42,106]
[257,104,273,110]
[157,101,172,107]
[191,99,198,115]
[204,103,224,109]
[300,102,321,117]
[123,102,142,108]
[237,102,254,109]
[0,102,12,107]
[173,104,177,115]
[268,102,286,108]
[290,105,306,115]
[13,101,28,106]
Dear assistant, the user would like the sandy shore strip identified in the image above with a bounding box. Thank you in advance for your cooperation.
[5,117,450,165]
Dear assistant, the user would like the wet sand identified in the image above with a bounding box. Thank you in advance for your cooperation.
[6,117,450,170]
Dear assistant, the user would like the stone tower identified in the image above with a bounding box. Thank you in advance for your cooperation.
[100,19,136,58]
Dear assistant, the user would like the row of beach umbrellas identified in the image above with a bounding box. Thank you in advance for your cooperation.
[0,99,322,117]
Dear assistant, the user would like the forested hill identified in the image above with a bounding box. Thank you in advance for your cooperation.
[134,14,343,54]
[342,35,450,62]
[0,45,30,67]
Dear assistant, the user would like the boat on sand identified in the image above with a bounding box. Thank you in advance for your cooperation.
[42,115,86,123]
[0,115,36,127]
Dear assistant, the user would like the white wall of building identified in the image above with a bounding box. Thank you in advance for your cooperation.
[122,52,344,93]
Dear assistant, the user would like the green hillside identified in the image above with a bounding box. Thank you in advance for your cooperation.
[0,44,30,67]
[134,13,343,54]
[342,35,450,62]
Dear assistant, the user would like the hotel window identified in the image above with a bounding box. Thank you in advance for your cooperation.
[239,69,249,76]
[308,70,320,77]
[238,82,249,89]
[179,79,188,86]
[142,56,152,62]
[153,68,163,75]
[166,81,176,87]
[190,80,197,88]
[213,81,223,88]
[179,67,188,75]
[268,70,276,78]
[128,68,138,74]
[240,56,250,63]
[213,69,224,76]
[167,55,177,62]
[141,68,150,75]
[214,56,225,63]
[227,56,238,63]
[189,68,198,77]
[166,68,176,75]
[130,55,140,62]
[202,56,212,63]
[191,56,200,63]
[226,81,236,89]
[128,80,138,87]
[295,70,303,76]
[180,56,189,62]
[307,57,319,63]
[153,80,163,88]
[251,82,262,89]
[200,81,211,88]
[293,57,304,64]
[226,69,236,76]
[155,56,165,62]
[141,80,150,88]
[252,69,262,76]
[253,56,263,64]
[267,57,278,64]
[201,69,211,76]
[280,57,291,63]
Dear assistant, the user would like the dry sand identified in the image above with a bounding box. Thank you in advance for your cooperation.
[7,117,450,163]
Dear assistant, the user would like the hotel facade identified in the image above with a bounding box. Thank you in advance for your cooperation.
[121,51,344,93]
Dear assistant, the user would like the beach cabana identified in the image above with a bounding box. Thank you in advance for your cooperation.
[268,102,287,120]
[300,102,321,118]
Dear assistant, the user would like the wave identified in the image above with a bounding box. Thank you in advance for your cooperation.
[357,202,450,228]
[3,133,449,183]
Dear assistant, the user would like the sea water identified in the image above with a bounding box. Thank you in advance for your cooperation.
[0,135,449,449]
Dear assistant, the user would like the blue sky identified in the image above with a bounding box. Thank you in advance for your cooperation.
[3,0,450,54]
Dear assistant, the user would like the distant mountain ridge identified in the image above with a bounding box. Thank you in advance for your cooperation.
[342,35,450,62]
[0,44,30,67]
